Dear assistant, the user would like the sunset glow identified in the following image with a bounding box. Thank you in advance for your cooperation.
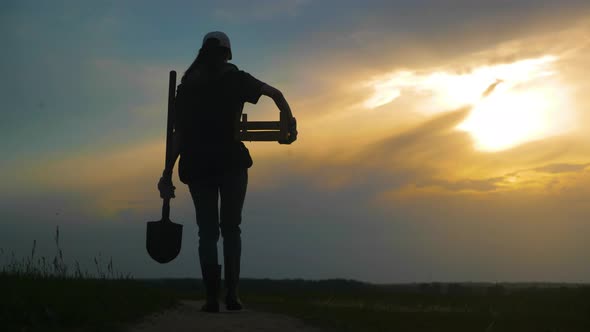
[363,55,575,151]
[458,80,573,151]
[3,0,590,283]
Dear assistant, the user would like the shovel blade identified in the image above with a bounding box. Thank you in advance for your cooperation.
[146,219,183,264]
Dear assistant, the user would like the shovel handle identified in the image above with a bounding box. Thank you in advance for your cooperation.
[162,198,170,220]
[161,70,176,221]
[165,70,176,173]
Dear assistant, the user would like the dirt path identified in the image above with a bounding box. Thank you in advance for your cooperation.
[127,300,326,332]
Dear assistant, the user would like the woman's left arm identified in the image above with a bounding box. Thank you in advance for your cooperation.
[158,130,181,199]
[163,130,181,179]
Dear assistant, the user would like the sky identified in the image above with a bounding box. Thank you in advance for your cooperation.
[1,0,590,283]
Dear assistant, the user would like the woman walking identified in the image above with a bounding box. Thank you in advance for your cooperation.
[158,31,297,312]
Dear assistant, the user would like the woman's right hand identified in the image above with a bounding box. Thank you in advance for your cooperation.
[279,116,297,144]
[288,117,298,143]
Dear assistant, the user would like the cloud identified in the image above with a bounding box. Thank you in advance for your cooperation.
[239,25,590,203]
[249,108,475,200]
[418,162,590,193]
[214,0,310,21]
[89,58,171,115]
[418,177,505,192]
[532,163,590,174]
[4,1,590,282]
[267,98,590,198]
[364,107,472,157]
[362,55,559,110]
[2,140,170,219]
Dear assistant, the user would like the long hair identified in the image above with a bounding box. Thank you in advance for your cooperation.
[181,38,231,84]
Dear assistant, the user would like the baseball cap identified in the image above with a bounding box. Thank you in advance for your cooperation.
[202,31,232,60]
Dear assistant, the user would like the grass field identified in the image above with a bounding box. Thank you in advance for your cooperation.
[4,275,590,332]
[239,279,590,332]
[149,278,590,332]
[1,227,179,332]
[3,227,589,332]
[1,275,178,332]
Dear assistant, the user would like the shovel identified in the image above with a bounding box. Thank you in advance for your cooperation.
[146,70,183,264]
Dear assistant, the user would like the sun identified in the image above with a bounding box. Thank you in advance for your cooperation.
[363,55,576,152]
[458,87,554,151]
[454,56,575,151]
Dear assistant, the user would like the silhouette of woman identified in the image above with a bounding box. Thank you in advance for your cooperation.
[158,31,296,313]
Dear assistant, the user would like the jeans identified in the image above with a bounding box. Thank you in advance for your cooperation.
[188,168,248,267]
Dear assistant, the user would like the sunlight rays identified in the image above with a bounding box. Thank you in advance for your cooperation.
[363,55,575,152]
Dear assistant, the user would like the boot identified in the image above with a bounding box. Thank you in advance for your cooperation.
[224,254,243,311]
[200,264,221,313]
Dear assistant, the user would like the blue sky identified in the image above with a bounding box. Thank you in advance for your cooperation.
[2,0,588,160]
[2,0,590,282]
